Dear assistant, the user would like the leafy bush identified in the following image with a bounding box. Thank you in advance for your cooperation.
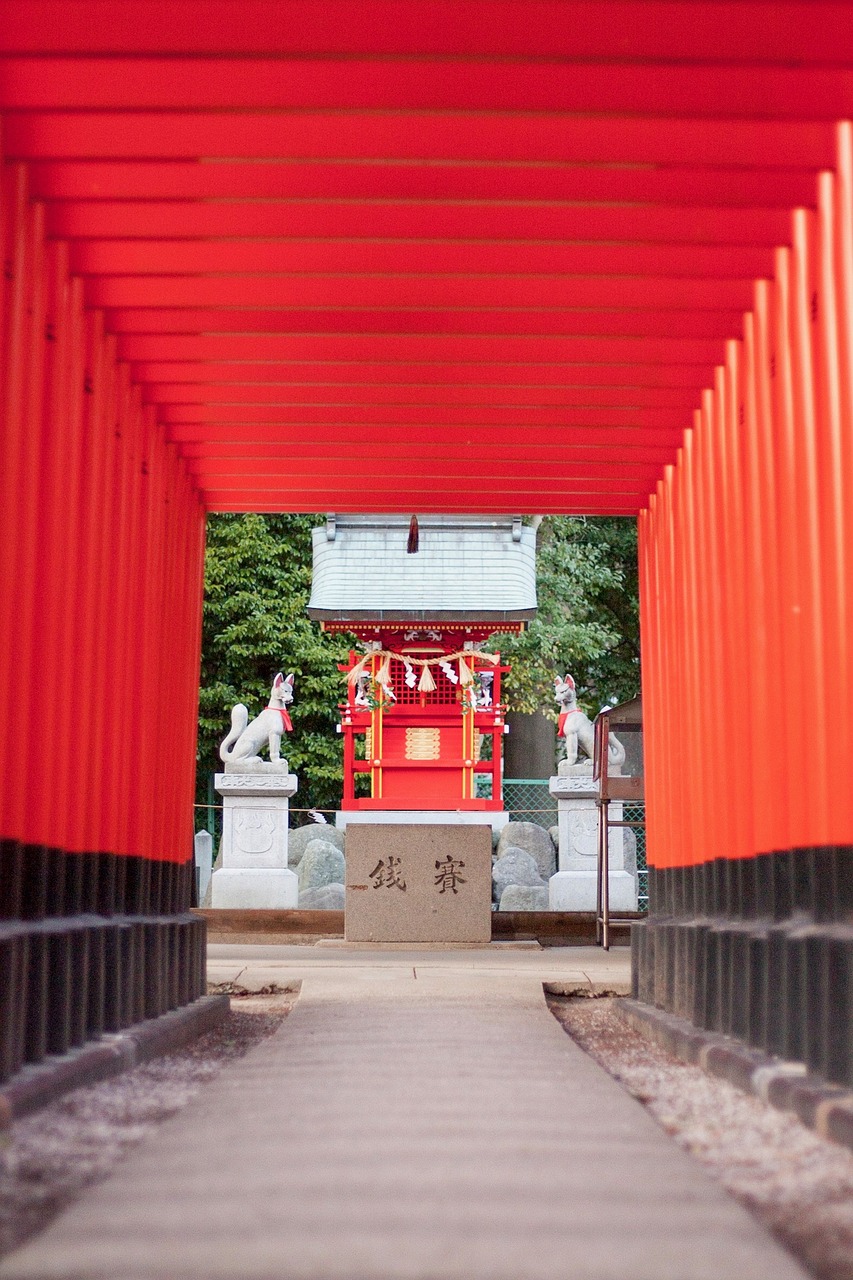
[197,513,354,815]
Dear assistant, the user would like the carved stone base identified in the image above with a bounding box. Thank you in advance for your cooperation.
[213,772,298,910]
[211,867,299,910]
[547,773,638,913]
[549,868,637,913]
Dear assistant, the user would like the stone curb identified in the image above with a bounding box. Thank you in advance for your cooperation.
[0,994,230,1129]
[614,998,853,1156]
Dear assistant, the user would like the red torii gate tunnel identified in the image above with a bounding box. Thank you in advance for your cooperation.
[0,3,852,1086]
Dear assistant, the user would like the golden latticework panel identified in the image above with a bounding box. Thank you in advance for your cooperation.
[405,727,441,760]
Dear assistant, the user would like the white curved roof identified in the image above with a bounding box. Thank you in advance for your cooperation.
[308,515,537,623]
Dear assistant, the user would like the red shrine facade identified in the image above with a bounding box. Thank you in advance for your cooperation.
[308,515,538,813]
[331,622,514,810]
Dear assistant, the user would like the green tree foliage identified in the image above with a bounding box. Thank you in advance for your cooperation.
[490,516,640,719]
[197,513,353,814]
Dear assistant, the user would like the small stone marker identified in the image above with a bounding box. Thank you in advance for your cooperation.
[194,829,213,905]
[345,824,492,943]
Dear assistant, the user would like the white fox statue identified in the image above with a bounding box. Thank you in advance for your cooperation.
[554,673,625,769]
[219,673,294,768]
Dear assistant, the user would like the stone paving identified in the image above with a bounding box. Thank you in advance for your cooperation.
[0,946,808,1280]
[206,939,634,992]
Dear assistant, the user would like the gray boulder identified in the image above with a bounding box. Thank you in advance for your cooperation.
[299,882,346,910]
[492,846,544,903]
[297,839,346,892]
[289,823,345,867]
[499,884,550,912]
[496,821,556,880]
[549,825,559,851]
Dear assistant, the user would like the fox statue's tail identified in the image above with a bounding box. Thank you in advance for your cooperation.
[219,703,249,762]
[607,733,626,767]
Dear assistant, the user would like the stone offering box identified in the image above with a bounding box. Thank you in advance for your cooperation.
[345,824,492,943]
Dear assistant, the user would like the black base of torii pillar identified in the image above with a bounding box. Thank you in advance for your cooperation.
[632,845,853,1089]
[0,837,207,1085]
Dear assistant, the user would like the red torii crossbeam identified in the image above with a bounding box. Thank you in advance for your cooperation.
[0,0,845,516]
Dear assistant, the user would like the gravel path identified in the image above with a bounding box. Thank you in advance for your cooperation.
[549,996,853,1280]
[0,993,296,1260]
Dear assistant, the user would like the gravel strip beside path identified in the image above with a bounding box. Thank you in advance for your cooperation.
[549,996,853,1280]
[0,994,296,1260]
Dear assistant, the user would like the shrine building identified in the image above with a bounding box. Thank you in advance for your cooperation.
[307,514,537,822]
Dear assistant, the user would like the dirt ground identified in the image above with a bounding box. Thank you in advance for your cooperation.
[0,990,297,1259]
[549,996,853,1280]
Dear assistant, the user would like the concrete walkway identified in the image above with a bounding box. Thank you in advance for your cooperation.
[1,947,808,1280]
[206,939,634,993]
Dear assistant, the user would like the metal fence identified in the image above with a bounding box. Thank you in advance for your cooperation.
[624,801,648,912]
[500,778,648,913]
[501,777,558,829]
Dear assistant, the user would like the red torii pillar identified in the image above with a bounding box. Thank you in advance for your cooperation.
[635,123,853,1085]
[0,154,207,1078]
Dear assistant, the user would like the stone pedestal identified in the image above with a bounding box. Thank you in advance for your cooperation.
[211,769,299,908]
[345,824,492,942]
[548,770,637,912]
[337,810,509,834]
